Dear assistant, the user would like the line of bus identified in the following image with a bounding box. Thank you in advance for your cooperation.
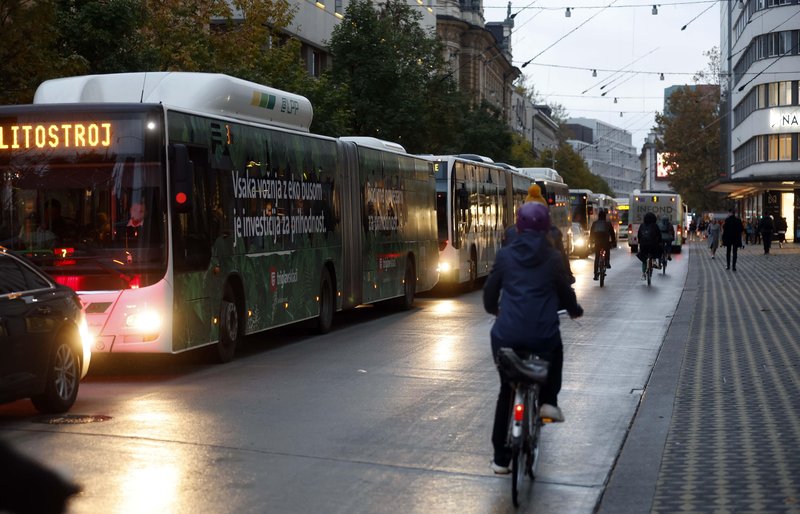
[430,155,532,289]
[0,72,439,362]
[627,190,685,253]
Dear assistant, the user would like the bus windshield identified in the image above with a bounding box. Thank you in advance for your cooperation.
[0,106,167,291]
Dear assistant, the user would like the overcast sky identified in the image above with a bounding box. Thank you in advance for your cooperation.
[483,0,721,150]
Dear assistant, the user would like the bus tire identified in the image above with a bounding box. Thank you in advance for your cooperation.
[316,268,334,334]
[395,258,416,310]
[216,284,240,363]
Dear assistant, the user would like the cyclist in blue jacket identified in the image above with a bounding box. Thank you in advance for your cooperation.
[484,202,583,474]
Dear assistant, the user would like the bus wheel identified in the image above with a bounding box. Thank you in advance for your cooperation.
[395,259,416,310]
[216,285,240,363]
[316,268,334,334]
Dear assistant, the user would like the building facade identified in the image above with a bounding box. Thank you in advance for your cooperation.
[565,118,641,197]
[717,1,800,241]
[509,90,559,157]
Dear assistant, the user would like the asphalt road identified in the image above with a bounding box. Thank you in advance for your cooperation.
[0,244,689,513]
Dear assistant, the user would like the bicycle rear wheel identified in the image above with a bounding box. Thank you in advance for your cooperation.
[599,253,606,287]
[511,444,523,507]
[527,388,542,479]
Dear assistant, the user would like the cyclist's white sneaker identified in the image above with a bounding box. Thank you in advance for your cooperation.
[490,461,511,474]
[540,404,564,422]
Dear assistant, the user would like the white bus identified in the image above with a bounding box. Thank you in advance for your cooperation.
[430,155,531,289]
[0,72,439,362]
[627,191,685,253]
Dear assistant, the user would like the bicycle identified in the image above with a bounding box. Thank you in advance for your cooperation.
[659,242,671,274]
[597,247,608,287]
[496,347,551,507]
[645,254,655,286]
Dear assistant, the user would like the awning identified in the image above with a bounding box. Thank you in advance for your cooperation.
[706,177,799,198]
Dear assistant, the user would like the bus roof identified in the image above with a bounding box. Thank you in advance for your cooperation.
[33,72,313,132]
[516,167,564,183]
[340,136,406,153]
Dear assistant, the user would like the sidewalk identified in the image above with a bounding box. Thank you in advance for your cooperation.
[598,240,800,513]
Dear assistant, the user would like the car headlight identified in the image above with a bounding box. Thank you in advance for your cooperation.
[575,237,585,247]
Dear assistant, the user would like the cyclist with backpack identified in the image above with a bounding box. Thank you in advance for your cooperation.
[657,215,675,263]
[637,212,662,279]
[589,209,616,281]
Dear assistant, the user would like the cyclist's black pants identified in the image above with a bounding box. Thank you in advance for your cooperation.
[593,245,611,276]
[491,339,563,466]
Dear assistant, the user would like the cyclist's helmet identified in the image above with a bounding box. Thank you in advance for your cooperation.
[517,202,550,233]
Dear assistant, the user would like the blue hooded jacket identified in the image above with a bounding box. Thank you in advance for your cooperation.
[483,230,581,356]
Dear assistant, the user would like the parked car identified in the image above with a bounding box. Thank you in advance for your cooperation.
[0,247,91,413]
[570,222,590,259]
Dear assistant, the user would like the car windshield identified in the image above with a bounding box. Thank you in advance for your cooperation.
[0,106,167,291]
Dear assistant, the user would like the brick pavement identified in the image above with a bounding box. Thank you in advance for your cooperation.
[600,240,800,513]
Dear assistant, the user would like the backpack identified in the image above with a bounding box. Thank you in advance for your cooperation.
[639,222,660,245]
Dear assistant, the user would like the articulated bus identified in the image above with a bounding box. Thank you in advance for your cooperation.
[0,72,439,362]
[430,155,531,288]
[517,167,573,253]
[627,190,684,253]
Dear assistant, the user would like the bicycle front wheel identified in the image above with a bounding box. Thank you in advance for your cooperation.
[647,260,652,286]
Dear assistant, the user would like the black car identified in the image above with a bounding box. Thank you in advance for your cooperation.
[0,247,91,413]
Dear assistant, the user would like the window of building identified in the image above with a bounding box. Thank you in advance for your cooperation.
[769,82,779,106]
[779,134,793,160]
[779,81,792,105]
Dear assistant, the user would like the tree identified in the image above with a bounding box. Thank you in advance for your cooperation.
[0,1,87,104]
[328,0,462,153]
[655,86,724,212]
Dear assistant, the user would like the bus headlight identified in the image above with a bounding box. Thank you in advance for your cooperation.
[125,309,162,333]
[437,261,452,273]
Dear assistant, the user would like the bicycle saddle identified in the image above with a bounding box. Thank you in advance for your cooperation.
[497,348,549,384]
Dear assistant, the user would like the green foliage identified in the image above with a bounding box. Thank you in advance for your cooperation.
[329,0,439,150]
[455,102,513,161]
[0,0,88,104]
[655,86,724,211]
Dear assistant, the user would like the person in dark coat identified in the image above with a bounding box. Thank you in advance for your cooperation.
[721,209,744,271]
[484,202,583,474]
[637,212,662,278]
[758,214,775,254]
[589,208,616,280]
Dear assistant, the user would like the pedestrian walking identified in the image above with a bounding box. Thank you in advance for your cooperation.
[721,209,744,271]
[775,216,788,248]
[706,217,721,258]
[688,219,697,242]
[745,220,754,244]
[758,214,775,254]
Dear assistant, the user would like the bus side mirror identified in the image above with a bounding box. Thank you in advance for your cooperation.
[171,144,194,214]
